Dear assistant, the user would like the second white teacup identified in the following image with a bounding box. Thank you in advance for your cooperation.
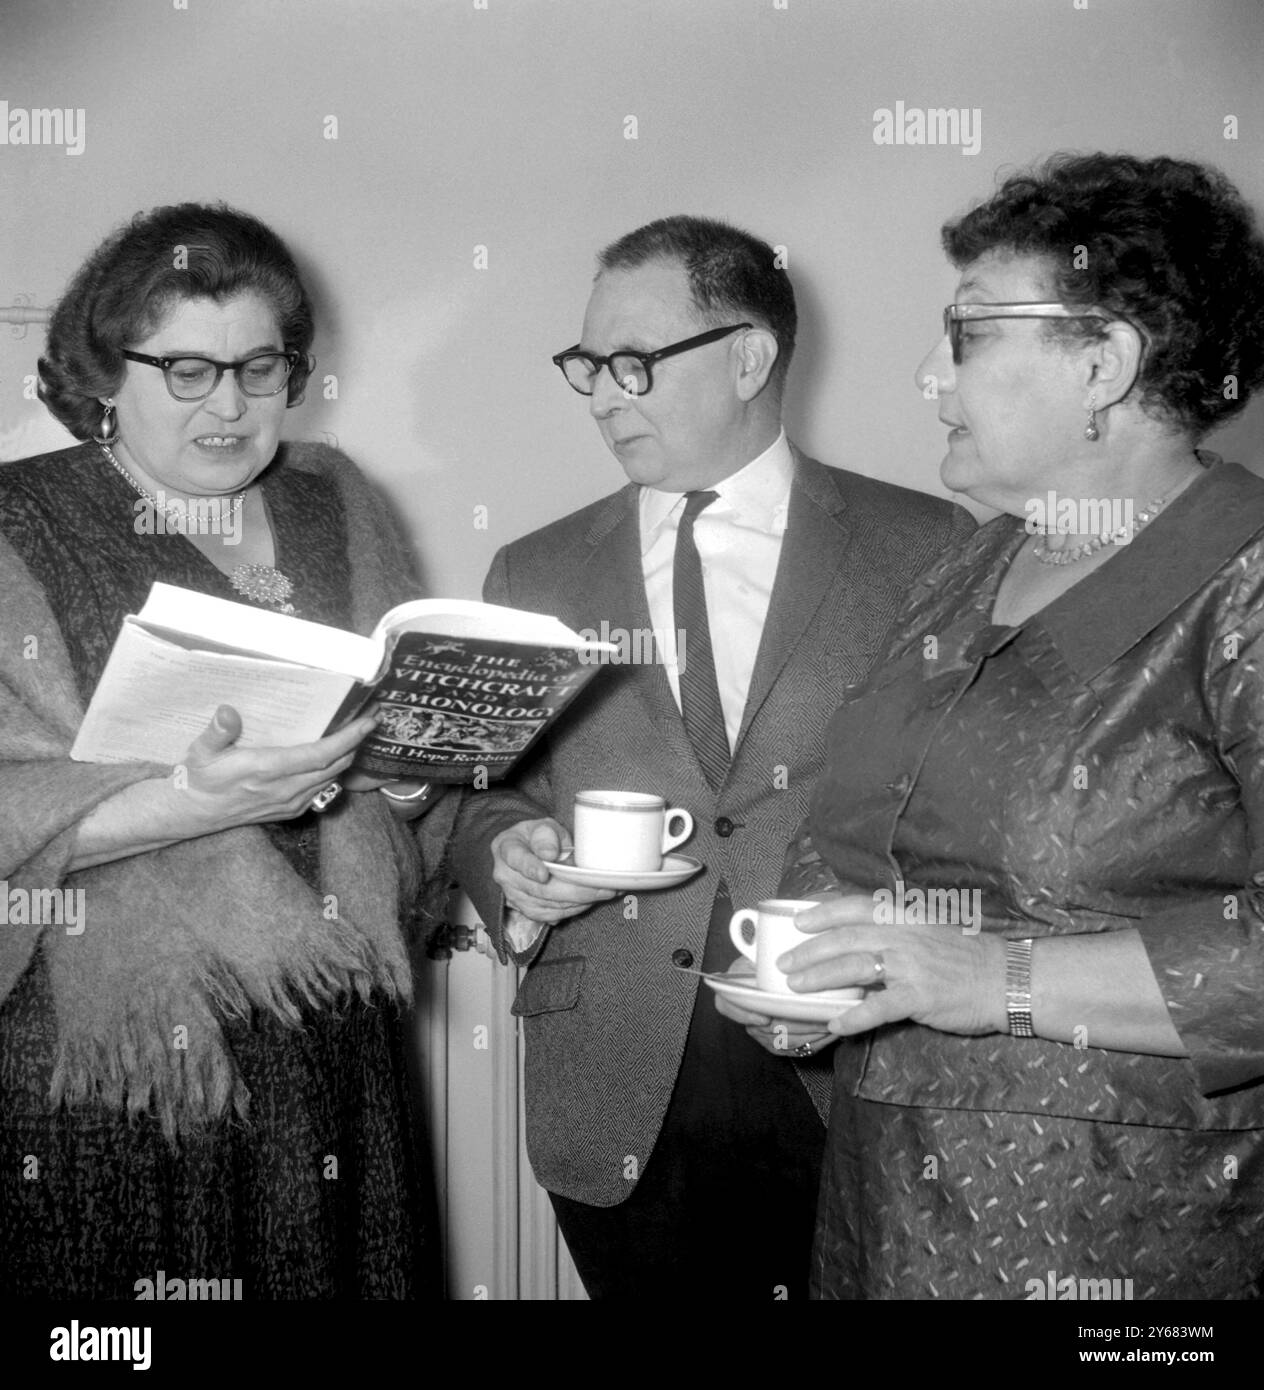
[572,790,694,872]
[729,898,864,997]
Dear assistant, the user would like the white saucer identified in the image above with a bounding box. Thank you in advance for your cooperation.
[703,973,863,1024]
[545,852,703,892]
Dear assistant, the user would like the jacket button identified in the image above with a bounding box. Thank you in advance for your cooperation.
[672,949,694,968]
[714,816,735,837]
[884,775,912,796]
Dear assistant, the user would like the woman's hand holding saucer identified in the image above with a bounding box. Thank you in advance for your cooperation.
[712,956,834,1057]
[783,895,1008,1038]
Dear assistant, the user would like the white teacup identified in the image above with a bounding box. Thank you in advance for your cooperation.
[572,790,694,872]
[729,898,864,997]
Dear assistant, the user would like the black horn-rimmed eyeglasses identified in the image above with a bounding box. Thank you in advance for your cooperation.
[121,349,302,402]
[552,322,752,397]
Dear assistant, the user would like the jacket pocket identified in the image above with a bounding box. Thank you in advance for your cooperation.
[511,956,585,1017]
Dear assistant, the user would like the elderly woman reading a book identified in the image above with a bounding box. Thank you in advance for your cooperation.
[0,204,454,1299]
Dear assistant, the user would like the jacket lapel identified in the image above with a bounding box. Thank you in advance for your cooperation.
[735,450,852,751]
[577,452,859,785]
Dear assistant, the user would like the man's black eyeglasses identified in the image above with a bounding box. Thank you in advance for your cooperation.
[552,323,752,397]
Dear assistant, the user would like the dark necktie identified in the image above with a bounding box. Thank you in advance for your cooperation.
[673,491,730,788]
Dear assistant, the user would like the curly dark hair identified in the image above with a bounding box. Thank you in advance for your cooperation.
[38,203,315,439]
[941,153,1264,437]
[598,215,796,391]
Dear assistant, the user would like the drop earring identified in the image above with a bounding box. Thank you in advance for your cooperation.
[1084,393,1100,443]
[93,398,119,445]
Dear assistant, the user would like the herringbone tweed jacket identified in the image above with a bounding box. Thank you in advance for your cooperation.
[451,448,973,1206]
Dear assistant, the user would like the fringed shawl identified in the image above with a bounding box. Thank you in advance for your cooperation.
[0,442,456,1137]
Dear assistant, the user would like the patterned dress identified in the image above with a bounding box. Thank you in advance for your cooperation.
[790,459,1264,1300]
[0,443,436,1299]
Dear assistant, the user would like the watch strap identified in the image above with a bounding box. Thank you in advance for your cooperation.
[1005,937,1034,1037]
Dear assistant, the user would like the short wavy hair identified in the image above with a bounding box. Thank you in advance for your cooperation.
[39,203,315,439]
[942,153,1264,437]
[598,215,796,392]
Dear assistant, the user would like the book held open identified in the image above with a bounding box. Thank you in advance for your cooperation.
[70,583,616,782]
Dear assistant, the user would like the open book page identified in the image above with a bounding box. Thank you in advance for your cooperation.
[141,581,383,680]
[372,597,589,649]
[70,621,359,765]
[70,583,615,776]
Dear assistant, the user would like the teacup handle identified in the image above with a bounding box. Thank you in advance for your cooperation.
[660,808,694,856]
[728,908,759,964]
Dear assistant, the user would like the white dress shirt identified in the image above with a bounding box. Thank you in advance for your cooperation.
[503,429,793,951]
[638,429,794,748]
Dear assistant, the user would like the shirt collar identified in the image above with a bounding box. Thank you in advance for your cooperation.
[639,428,793,553]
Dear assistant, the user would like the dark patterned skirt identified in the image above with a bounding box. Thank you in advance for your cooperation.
[812,1089,1264,1300]
[0,946,437,1300]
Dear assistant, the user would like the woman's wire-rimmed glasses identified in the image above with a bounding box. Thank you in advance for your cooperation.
[942,302,1122,365]
[552,322,753,396]
[121,348,302,402]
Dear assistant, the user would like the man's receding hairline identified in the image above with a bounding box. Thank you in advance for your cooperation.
[592,250,691,282]
[591,254,767,327]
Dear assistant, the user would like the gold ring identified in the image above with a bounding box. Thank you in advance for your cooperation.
[310,780,342,813]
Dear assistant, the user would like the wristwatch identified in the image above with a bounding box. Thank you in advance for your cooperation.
[1005,937,1034,1037]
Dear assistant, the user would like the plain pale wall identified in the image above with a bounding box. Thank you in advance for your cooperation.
[1,0,1262,599]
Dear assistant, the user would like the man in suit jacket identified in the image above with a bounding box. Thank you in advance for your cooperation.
[451,215,973,1300]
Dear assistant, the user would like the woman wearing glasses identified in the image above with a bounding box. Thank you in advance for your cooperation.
[770,153,1264,1298]
[0,204,451,1298]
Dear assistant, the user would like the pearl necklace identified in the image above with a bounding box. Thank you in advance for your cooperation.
[98,442,244,529]
[99,441,297,615]
[1031,487,1182,566]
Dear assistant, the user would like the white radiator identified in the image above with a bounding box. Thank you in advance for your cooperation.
[419,893,588,1300]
